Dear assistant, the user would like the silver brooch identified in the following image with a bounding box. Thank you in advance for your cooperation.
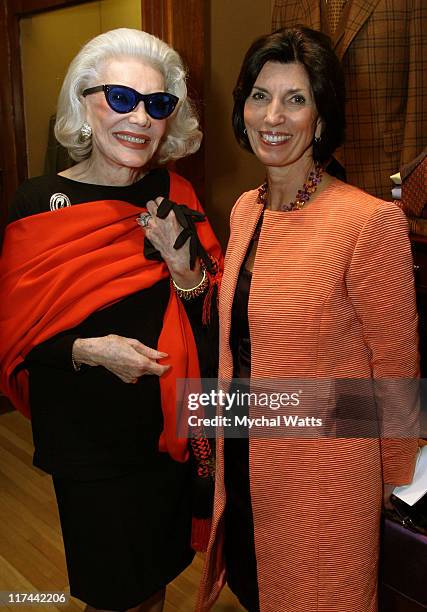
[50,193,71,211]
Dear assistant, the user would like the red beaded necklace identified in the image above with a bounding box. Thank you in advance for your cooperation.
[257,163,324,211]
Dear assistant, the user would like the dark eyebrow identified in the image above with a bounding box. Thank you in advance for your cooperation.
[252,86,306,95]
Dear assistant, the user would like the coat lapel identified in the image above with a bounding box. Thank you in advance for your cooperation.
[219,192,263,381]
[334,0,382,59]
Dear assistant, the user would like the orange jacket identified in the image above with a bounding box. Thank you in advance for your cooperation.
[198,179,419,612]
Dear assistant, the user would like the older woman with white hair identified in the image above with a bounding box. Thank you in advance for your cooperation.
[0,28,221,612]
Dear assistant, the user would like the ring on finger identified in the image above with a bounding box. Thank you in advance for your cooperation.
[136,212,152,228]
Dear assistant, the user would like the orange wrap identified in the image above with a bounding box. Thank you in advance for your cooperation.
[0,171,222,463]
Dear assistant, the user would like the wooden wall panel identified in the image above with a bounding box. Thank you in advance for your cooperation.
[0,0,26,236]
[141,0,206,202]
[14,0,90,14]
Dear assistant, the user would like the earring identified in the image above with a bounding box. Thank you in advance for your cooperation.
[243,128,247,135]
[314,135,321,143]
[79,122,92,142]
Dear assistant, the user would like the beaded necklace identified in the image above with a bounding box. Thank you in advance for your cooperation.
[257,163,324,211]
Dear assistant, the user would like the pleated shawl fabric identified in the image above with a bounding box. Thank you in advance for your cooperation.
[197,179,419,612]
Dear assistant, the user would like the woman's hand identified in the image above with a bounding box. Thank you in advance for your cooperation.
[142,197,203,288]
[72,335,169,383]
[383,483,396,510]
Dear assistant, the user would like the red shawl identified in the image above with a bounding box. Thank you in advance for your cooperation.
[0,171,222,463]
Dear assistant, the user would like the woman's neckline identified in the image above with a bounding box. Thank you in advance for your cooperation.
[55,170,154,188]
[261,176,341,215]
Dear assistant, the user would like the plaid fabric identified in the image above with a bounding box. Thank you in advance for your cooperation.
[272,0,427,201]
[400,153,427,218]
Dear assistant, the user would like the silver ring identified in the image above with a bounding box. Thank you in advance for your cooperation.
[136,212,151,228]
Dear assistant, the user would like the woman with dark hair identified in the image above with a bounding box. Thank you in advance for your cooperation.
[0,28,221,612]
[197,26,418,612]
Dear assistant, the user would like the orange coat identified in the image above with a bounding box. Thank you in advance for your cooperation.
[197,179,419,612]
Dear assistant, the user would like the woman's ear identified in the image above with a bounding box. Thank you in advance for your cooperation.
[315,116,323,140]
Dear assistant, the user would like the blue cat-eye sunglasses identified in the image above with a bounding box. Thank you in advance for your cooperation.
[82,84,179,119]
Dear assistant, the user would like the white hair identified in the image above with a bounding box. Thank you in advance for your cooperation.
[54,28,202,164]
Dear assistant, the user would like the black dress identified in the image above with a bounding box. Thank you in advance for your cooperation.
[224,264,260,612]
[8,169,218,610]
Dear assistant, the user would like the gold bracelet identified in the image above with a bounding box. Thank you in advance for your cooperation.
[172,268,209,300]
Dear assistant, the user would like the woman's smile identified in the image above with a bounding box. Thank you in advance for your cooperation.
[258,131,292,145]
[113,130,151,148]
